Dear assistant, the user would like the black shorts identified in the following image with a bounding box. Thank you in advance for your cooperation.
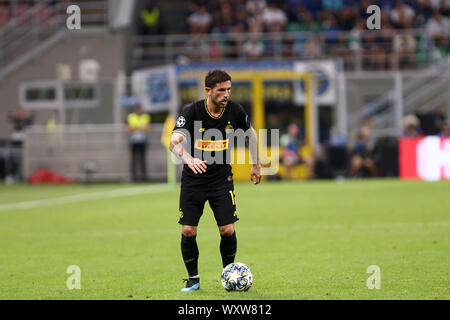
[178,186,239,227]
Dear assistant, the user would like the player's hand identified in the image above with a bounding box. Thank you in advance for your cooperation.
[250,164,261,185]
[187,158,207,174]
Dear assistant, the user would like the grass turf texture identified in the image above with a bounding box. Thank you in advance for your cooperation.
[0,179,449,300]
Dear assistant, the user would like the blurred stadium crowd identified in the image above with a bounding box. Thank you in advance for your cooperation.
[136,0,450,70]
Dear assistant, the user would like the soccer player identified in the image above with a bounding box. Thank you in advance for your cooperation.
[169,69,261,292]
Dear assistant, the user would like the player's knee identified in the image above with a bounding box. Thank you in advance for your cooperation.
[365,158,374,168]
[219,224,235,237]
[182,225,197,237]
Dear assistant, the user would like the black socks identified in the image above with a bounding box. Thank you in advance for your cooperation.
[181,234,199,277]
[181,231,237,277]
[220,231,237,268]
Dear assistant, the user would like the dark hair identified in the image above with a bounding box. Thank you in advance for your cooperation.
[205,69,231,88]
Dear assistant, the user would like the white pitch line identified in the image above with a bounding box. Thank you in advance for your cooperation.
[0,184,174,212]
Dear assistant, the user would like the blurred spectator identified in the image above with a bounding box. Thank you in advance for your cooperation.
[322,0,343,13]
[426,10,450,47]
[336,1,359,30]
[211,1,234,34]
[187,3,212,34]
[361,31,387,70]
[298,0,323,19]
[207,36,223,61]
[127,105,150,182]
[331,33,353,68]
[243,33,264,60]
[138,1,163,35]
[280,123,315,179]
[440,0,450,15]
[186,35,207,62]
[320,10,342,47]
[393,30,416,69]
[234,6,249,31]
[349,18,365,53]
[246,0,267,17]
[302,34,322,58]
[403,114,423,137]
[8,108,34,147]
[246,0,266,32]
[381,10,394,30]
[287,6,322,32]
[379,26,395,69]
[390,0,416,29]
[261,1,287,32]
[378,0,397,11]
[282,35,297,58]
[224,24,246,59]
[433,107,448,133]
[349,127,376,178]
[418,0,449,16]
[438,120,450,137]
[357,0,370,16]
[5,107,34,183]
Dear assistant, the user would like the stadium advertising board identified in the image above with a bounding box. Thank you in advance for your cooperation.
[177,61,337,105]
[132,65,179,113]
[293,60,336,105]
[399,136,450,181]
[133,61,336,108]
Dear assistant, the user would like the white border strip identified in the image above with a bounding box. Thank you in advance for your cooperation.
[0,184,173,212]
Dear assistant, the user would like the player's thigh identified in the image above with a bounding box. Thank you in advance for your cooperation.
[351,155,363,168]
[208,187,238,227]
[179,188,207,227]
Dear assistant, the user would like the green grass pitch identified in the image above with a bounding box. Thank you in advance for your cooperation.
[0,179,449,300]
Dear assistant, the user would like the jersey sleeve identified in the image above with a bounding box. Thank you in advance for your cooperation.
[235,103,251,131]
[172,104,194,137]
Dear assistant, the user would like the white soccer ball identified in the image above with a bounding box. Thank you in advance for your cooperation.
[221,262,253,292]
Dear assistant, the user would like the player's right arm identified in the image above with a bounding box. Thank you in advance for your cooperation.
[170,132,207,174]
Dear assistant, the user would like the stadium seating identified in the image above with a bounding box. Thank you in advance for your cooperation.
[133,0,450,71]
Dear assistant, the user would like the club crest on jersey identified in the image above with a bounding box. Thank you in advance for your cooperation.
[194,139,229,151]
[225,122,234,134]
[176,116,186,128]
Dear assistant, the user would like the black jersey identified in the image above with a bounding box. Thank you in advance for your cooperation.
[173,99,251,190]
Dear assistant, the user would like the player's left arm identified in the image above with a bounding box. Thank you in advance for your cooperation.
[235,103,261,185]
[247,126,261,185]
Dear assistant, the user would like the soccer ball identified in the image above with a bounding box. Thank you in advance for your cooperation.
[220,262,253,292]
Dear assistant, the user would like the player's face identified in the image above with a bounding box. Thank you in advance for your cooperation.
[207,80,231,108]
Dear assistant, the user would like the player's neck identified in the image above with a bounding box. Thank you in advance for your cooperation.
[206,97,223,116]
